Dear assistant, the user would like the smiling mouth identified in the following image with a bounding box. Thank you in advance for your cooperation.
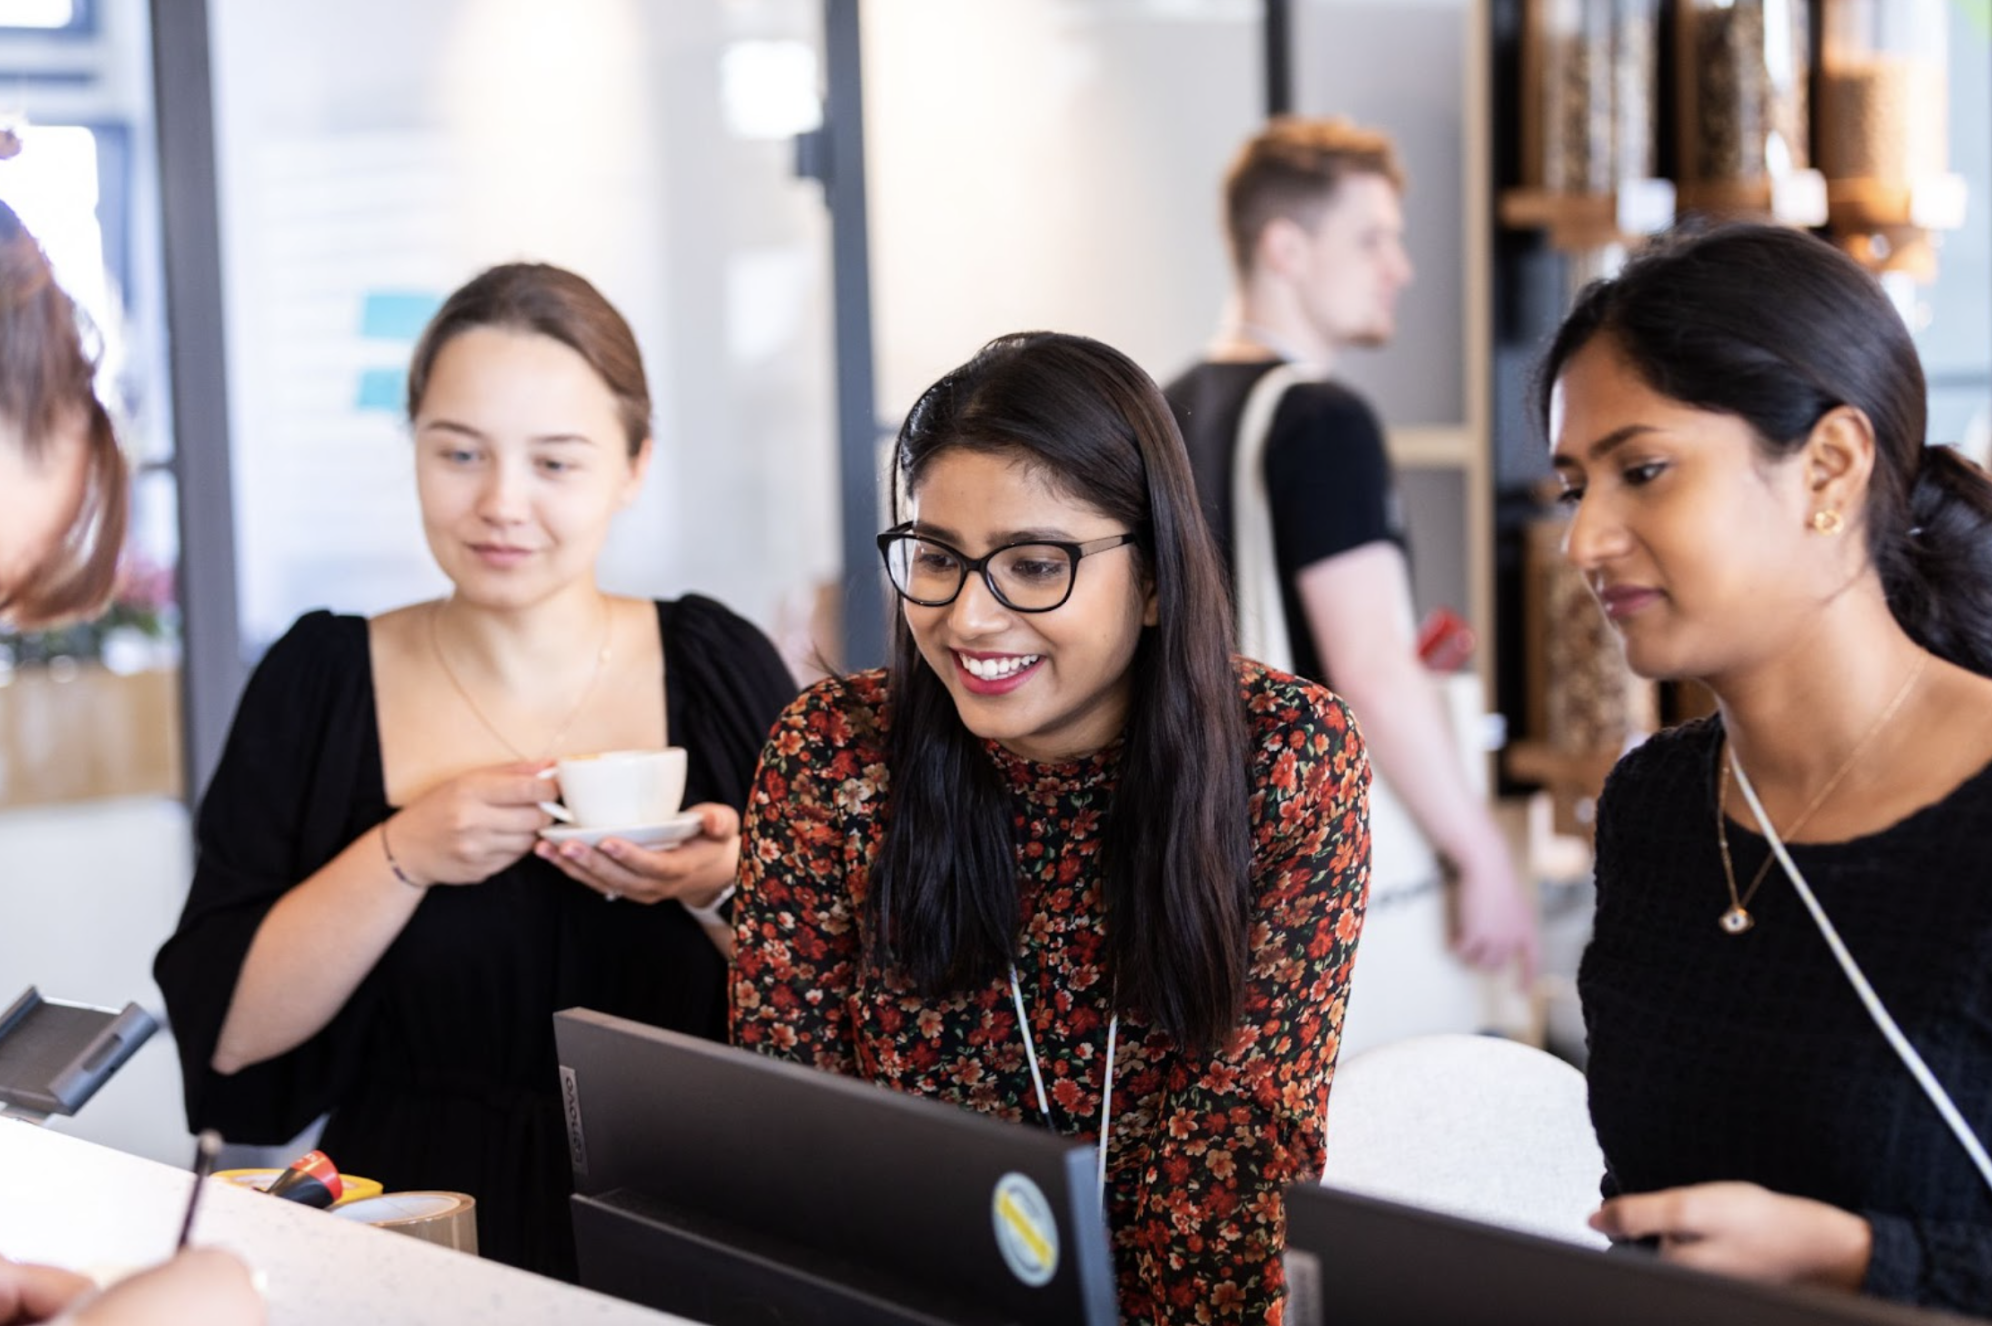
[956,652,1041,680]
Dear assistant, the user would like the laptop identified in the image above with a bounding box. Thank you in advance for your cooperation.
[1283,1181,1982,1326]
[554,1008,1120,1326]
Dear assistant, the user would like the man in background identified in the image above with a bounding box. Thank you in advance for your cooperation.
[1164,116,1535,1051]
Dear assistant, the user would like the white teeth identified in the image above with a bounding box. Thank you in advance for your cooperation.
[959,653,1040,680]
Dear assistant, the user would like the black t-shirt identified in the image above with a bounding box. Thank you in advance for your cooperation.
[1163,359,1407,685]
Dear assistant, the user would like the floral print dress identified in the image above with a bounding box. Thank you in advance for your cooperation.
[731,660,1370,1324]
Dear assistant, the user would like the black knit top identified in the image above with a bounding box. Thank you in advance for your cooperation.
[1580,716,1992,1313]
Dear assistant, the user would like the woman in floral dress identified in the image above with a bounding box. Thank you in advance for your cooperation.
[731,331,1371,1323]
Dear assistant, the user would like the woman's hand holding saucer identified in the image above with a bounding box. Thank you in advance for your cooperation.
[385,762,559,888]
[536,802,740,909]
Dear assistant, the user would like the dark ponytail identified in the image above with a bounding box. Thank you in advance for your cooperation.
[1537,223,1992,676]
[1881,445,1992,676]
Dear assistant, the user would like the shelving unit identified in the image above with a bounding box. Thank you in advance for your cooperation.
[1482,0,1972,829]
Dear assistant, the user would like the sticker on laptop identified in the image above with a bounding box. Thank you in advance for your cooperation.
[991,1171,1059,1287]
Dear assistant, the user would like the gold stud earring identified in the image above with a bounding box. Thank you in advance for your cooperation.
[1810,509,1844,535]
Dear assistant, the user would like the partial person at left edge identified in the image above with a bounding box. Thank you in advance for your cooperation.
[153,262,797,1279]
[0,198,125,631]
[1,203,263,1324]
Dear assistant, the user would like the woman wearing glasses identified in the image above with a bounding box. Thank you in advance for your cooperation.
[154,263,795,1279]
[731,332,1371,1323]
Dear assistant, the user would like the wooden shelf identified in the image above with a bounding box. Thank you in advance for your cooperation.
[1504,740,1623,792]
[1674,170,1828,226]
[0,665,182,808]
[1509,171,1960,278]
[1824,175,1969,277]
[1387,425,1473,469]
[1504,739,1624,838]
[1498,183,1673,251]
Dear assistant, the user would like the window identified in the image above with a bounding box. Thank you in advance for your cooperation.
[0,0,94,35]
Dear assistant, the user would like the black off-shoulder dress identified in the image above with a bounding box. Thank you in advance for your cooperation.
[155,597,795,1280]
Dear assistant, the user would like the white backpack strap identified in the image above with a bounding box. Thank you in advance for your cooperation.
[1730,755,1992,1196]
[1230,363,1321,673]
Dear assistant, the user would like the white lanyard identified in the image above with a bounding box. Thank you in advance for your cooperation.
[1730,754,1992,1195]
[1008,963,1118,1210]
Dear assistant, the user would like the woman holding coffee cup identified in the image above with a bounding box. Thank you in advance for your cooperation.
[155,263,796,1279]
[730,332,1371,1323]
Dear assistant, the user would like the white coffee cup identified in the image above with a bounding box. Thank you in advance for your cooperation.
[548,748,688,828]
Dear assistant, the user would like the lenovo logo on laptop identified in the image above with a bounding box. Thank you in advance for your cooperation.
[559,1064,589,1177]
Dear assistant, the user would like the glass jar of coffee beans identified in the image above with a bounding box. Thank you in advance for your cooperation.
[1537,0,1659,196]
[1676,0,1811,188]
[1818,0,1948,188]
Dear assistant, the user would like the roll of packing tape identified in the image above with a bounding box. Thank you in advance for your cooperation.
[332,1191,479,1255]
[212,1168,385,1208]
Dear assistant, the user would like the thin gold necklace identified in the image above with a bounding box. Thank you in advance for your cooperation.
[1714,650,1929,935]
[430,597,614,763]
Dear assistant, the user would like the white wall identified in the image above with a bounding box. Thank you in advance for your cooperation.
[0,797,193,1165]
[1294,0,1470,430]
[208,0,840,654]
[863,0,1263,417]
[1917,3,1992,458]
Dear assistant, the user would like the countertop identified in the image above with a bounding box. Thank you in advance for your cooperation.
[0,1119,697,1325]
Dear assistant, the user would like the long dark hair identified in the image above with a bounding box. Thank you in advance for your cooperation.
[0,199,127,628]
[1537,224,1992,677]
[870,332,1252,1054]
[406,262,651,457]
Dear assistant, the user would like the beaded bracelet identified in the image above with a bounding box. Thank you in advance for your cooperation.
[379,819,423,890]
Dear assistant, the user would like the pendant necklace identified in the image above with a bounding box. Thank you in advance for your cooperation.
[1714,651,1928,935]
[430,597,614,763]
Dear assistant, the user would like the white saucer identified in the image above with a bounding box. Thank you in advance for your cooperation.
[538,810,704,849]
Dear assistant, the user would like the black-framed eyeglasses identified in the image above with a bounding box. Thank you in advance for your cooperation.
[875,523,1140,613]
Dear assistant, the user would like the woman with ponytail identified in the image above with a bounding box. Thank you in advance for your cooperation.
[731,332,1371,1323]
[1542,224,1992,1312]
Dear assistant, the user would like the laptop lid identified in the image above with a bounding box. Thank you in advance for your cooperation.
[1283,1182,1978,1326]
[554,1008,1119,1326]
